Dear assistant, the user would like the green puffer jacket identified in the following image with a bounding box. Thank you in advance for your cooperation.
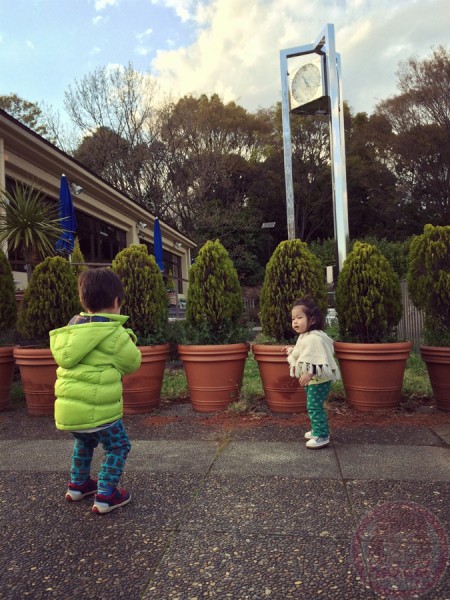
[50,313,142,431]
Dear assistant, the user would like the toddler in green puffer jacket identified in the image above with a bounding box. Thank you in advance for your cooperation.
[50,268,141,514]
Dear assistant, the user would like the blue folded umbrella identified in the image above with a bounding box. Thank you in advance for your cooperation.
[153,218,164,272]
[55,174,77,255]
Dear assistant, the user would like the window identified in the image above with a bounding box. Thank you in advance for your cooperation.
[146,243,183,293]
[76,211,126,263]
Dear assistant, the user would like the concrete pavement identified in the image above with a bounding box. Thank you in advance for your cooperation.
[1,407,449,600]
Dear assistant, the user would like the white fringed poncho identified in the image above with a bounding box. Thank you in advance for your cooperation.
[287,330,340,382]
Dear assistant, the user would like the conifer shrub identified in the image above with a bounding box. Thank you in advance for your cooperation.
[407,224,450,346]
[165,270,176,292]
[335,241,402,343]
[112,244,168,344]
[17,256,79,345]
[259,239,328,344]
[0,249,17,345]
[70,237,88,278]
[183,239,247,344]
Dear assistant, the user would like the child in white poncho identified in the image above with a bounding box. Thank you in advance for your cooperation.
[285,298,340,449]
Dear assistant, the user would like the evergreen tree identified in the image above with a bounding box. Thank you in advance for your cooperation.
[112,244,168,344]
[0,249,17,344]
[259,240,328,343]
[336,242,402,343]
[17,256,78,344]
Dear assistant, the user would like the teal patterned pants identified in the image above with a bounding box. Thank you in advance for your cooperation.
[306,381,331,437]
[70,420,131,494]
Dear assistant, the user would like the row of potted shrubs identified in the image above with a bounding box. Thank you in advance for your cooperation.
[0,223,449,415]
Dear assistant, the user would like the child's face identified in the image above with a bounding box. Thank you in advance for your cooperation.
[291,305,311,335]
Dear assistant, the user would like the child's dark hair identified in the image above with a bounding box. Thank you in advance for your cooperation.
[78,268,124,313]
[292,297,325,331]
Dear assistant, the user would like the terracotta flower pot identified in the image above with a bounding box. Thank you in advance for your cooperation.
[334,341,412,412]
[420,345,450,412]
[0,346,15,412]
[178,343,249,412]
[122,344,170,414]
[252,344,306,413]
[13,346,57,416]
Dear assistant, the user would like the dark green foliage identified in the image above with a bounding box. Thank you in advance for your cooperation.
[335,242,402,343]
[0,249,17,343]
[17,256,79,345]
[309,237,411,277]
[407,224,450,345]
[309,239,336,268]
[185,240,245,344]
[112,244,168,344]
[259,240,328,343]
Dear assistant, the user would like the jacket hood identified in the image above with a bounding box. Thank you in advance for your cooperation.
[50,313,130,369]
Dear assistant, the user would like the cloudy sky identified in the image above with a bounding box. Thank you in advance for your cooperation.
[1,0,449,119]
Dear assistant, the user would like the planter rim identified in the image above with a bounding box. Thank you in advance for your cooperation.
[14,346,53,355]
[137,343,170,349]
[334,341,413,350]
[178,342,249,351]
[252,343,286,348]
[419,344,450,351]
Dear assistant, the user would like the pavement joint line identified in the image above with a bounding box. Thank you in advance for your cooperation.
[138,434,234,598]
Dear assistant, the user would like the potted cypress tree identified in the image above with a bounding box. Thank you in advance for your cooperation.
[407,224,450,411]
[70,236,88,278]
[165,270,177,307]
[253,239,328,413]
[0,249,17,411]
[177,239,250,412]
[334,241,412,411]
[13,256,79,415]
[111,244,170,414]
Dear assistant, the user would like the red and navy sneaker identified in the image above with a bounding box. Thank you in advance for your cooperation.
[65,478,98,501]
[92,488,131,514]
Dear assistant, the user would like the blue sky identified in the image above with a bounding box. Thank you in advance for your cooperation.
[1,0,449,119]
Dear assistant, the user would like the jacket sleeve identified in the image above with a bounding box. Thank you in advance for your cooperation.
[114,328,142,375]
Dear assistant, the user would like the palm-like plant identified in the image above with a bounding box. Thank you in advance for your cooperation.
[0,182,63,280]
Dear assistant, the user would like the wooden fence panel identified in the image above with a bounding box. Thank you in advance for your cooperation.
[398,279,424,350]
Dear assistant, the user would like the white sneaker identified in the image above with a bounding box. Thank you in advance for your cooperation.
[306,436,330,449]
[304,430,312,440]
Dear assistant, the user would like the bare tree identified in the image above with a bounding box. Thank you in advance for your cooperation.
[65,63,165,209]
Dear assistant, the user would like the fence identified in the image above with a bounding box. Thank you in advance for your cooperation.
[398,279,424,350]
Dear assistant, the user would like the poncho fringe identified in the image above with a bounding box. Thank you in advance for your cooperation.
[287,330,340,382]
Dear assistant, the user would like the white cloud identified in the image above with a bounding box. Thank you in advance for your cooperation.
[137,28,153,40]
[92,15,103,25]
[135,46,152,56]
[26,40,35,50]
[151,0,450,113]
[89,46,102,55]
[95,0,119,11]
[151,0,205,23]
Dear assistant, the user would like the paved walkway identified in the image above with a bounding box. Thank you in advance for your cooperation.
[0,407,449,600]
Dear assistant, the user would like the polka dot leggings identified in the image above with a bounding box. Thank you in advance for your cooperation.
[70,419,131,494]
[306,381,331,438]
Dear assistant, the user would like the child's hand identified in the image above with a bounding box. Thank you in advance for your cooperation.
[299,373,313,386]
[283,345,294,355]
